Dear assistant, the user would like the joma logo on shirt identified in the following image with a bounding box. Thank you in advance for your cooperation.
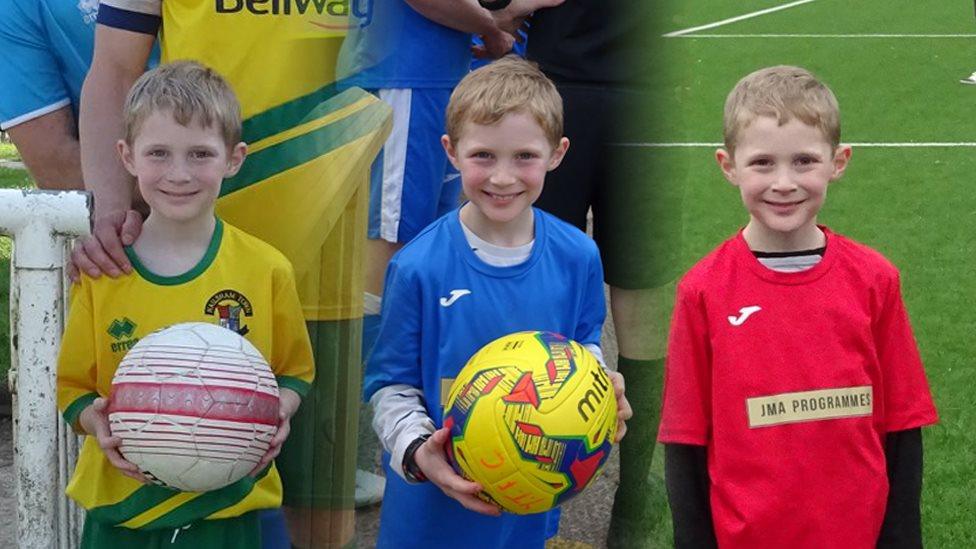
[746,386,873,428]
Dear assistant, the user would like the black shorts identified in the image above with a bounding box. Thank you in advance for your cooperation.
[535,84,682,289]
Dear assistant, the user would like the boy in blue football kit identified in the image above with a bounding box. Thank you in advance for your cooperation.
[363,56,632,548]
[338,0,515,505]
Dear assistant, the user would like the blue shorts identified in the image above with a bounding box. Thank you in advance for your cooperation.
[367,88,461,243]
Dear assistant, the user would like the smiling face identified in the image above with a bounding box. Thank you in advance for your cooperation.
[443,111,569,244]
[717,115,851,251]
[119,110,245,226]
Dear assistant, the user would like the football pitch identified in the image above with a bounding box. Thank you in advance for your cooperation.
[636,1,976,545]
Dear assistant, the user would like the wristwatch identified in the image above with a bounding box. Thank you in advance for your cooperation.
[402,434,432,482]
[478,0,512,11]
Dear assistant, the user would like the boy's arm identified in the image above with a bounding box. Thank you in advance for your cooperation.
[665,443,717,549]
[369,384,435,483]
[575,248,635,440]
[871,270,933,547]
[270,263,315,395]
[57,279,148,482]
[364,259,498,515]
[57,280,100,431]
[872,270,937,432]
[575,245,607,349]
[363,260,429,474]
[658,280,712,446]
[877,428,923,548]
[249,263,314,474]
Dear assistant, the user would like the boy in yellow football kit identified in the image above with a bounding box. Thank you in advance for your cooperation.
[77,5,392,544]
[57,61,315,548]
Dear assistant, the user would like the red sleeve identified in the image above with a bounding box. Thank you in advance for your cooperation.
[874,271,937,432]
[658,281,712,445]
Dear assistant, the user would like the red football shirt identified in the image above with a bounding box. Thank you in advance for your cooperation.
[659,228,938,548]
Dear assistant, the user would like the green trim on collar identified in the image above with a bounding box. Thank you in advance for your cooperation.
[124,219,223,286]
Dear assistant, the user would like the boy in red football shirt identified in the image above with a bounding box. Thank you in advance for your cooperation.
[658,65,938,548]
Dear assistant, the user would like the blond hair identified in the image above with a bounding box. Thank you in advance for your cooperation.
[123,60,242,147]
[446,56,563,146]
[723,65,840,154]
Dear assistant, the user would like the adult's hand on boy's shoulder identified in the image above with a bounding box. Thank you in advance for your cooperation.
[79,397,149,483]
[68,209,142,282]
[251,388,302,476]
[415,427,502,517]
[607,370,632,443]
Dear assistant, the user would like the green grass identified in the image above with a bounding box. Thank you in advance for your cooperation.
[0,142,20,161]
[632,1,976,546]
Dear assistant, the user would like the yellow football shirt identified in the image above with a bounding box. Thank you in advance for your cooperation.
[57,220,314,528]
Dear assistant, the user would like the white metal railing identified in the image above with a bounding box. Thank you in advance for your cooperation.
[1,190,90,548]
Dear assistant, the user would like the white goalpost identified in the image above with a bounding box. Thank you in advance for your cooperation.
[0,189,91,548]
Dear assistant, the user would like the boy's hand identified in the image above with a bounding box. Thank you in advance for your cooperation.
[250,388,301,475]
[415,427,502,517]
[78,397,149,483]
[68,209,142,282]
[607,370,633,442]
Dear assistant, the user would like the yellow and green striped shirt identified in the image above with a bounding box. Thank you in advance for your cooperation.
[57,220,314,528]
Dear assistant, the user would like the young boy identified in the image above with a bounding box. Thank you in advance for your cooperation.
[362,56,632,548]
[658,65,938,548]
[56,61,314,547]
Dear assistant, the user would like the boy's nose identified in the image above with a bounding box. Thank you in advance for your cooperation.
[490,165,517,186]
[770,169,797,192]
[166,161,192,183]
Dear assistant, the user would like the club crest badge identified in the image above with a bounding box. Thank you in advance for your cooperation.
[204,289,253,336]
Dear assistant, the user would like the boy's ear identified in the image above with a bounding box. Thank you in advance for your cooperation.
[830,145,852,181]
[224,142,248,177]
[546,137,570,171]
[715,148,738,186]
[117,139,138,177]
[441,134,461,170]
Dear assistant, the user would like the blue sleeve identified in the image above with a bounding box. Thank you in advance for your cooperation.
[363,259,424,401]
[0,0,71,129]
[574,244,606,347]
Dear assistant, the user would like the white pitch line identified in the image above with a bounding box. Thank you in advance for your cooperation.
[674,33,976,39]
[663,0,818,38]
[616,142,976,148]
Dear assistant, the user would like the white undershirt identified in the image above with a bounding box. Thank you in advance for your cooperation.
[460,220,534,267]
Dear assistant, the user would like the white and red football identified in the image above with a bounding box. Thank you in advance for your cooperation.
[108,322,279,492]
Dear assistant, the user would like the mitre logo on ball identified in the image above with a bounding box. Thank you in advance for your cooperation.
[108,322,279,492]
[444,331,617,515]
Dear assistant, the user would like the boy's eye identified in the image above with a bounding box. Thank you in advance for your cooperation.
[516,152,538,160]
[191,150,215,159]
[794,155,817,166]
[472,151,493,159]
[749,158,772,167]
[147,149,167,158]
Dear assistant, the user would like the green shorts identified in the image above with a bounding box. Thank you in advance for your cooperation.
[81,511,260,549]
[276,319,361,508]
